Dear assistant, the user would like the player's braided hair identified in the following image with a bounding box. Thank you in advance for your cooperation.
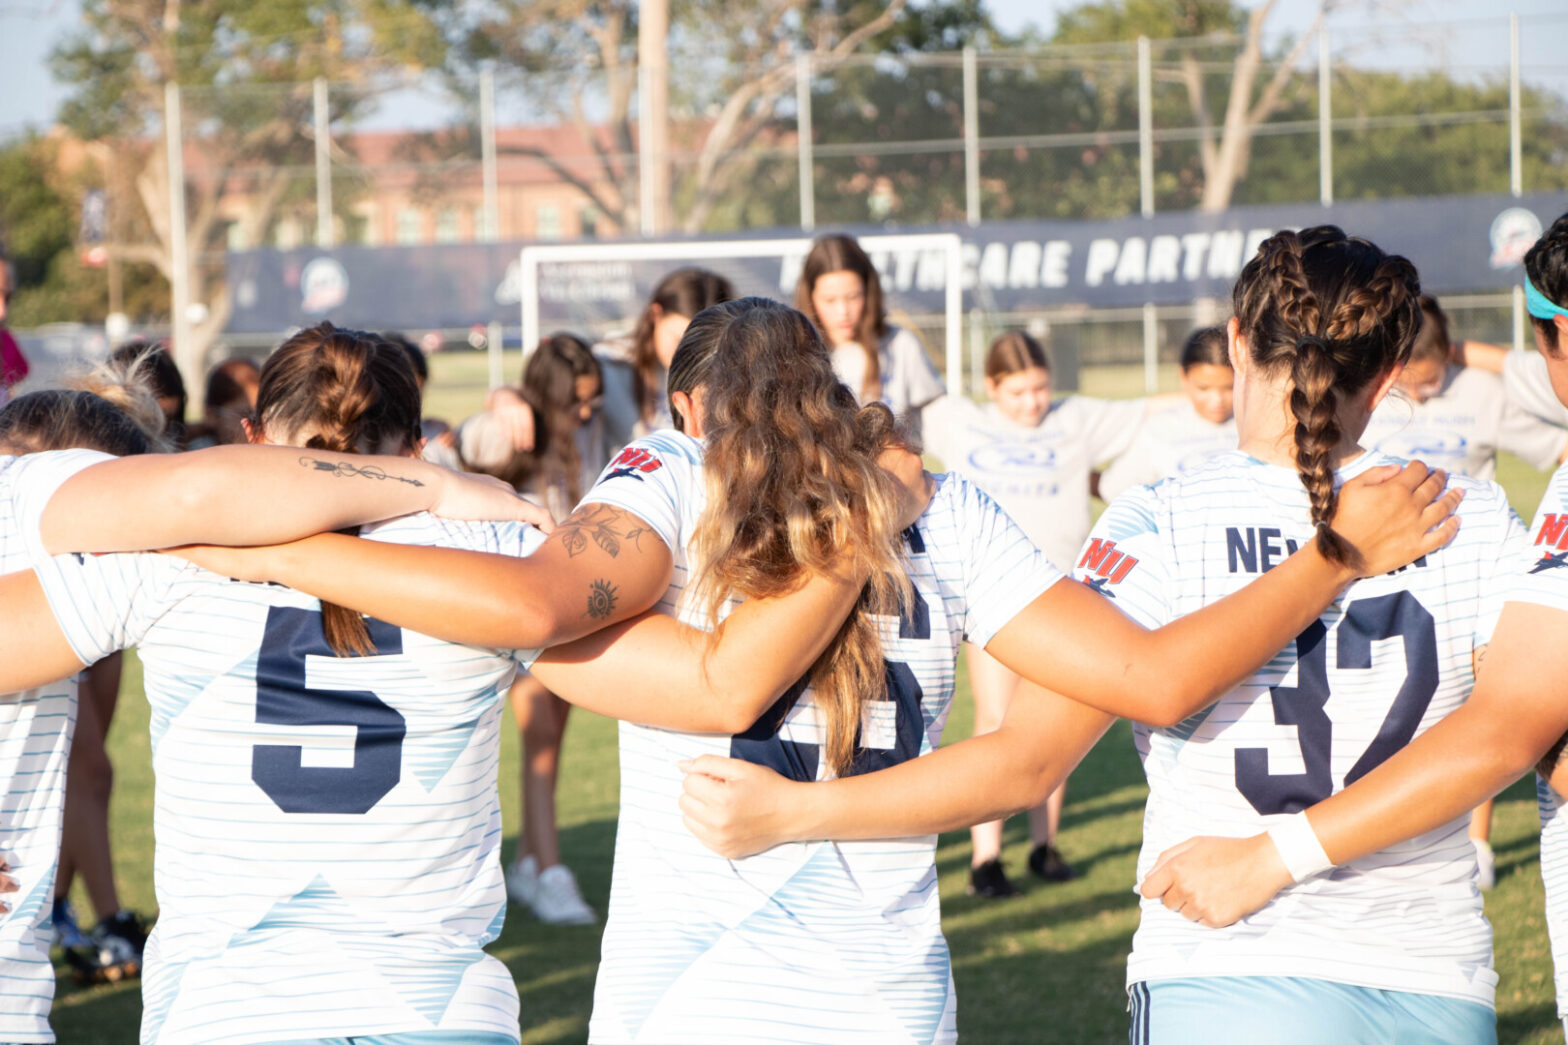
[255,321,422,656]
[672,297,913,778]
[1232,226,1421,567]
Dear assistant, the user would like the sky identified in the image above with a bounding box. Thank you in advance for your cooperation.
[2,0,1564,141]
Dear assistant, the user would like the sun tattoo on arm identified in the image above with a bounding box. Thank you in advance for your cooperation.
[298,456,424,487]
[587,579,619,619]
[555,504,650,559]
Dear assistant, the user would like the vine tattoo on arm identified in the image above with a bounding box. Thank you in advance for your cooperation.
[587,579,620,619]
[298,456,424,487]
[555,504,650,559]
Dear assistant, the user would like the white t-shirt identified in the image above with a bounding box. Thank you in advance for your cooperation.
[0,448,112,1044]
[568,430,1062,1044]
[1097,402,1238,503]
[1363,364,1566,481]
[830,325,946,437]
[924,395,1146,571]
[1500,461,1568,1018]
[1502,350,1568,428]
[1076,449,1523,1007]
[30,513,546,1045]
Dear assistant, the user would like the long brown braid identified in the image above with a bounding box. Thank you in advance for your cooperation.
[1232,226,1421,566]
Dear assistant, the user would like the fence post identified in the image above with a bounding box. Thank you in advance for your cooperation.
[1142,302,1158,394]
[963,45,980,227]
[1137,36,1153,218]
[480,67,500,242]
[1511,12,1525,351]
[314,77,333,247]
[164,81,194,387]
[1318,27,1332,206]
[796,53,815,232]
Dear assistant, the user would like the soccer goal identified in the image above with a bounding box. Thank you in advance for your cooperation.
[517,232,966,395]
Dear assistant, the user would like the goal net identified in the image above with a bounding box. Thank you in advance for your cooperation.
[518,232,967,395]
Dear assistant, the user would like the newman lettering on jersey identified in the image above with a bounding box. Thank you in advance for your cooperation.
[1537,513,1568,550]
[1226,527,1301,574]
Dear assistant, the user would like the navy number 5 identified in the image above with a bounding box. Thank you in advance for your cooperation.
[253,606,407,814]
[1235,591,1439,816]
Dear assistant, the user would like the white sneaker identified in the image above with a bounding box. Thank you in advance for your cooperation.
[529,864,597,925]
[505,855,540,908]
[1472,838,1496,891]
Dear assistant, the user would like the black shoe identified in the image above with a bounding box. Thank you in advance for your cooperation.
[79,910,147,984]
[967,859,1019,899]
[1028,842,1077,883]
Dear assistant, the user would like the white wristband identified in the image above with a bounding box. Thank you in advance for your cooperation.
[1266,814,1333,884]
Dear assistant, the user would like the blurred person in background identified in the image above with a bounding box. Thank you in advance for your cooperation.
[186,356,262,449]
[111,342,189,449]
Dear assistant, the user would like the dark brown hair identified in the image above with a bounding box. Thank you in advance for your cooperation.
[670,297,910,777]
[1179,326,1231,371]
[1526,212,1568,354]
[794,235,888,402]
[984,330,1050,381]
[255,321,422,656]
[1407,295,1452,366]
[1232,226,1421,566]
[630,268,734,424]
[0,350,172,455]
[471,334,600,507]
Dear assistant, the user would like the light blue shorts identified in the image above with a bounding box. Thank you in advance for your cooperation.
[1128,977,1495,1045]
[263,1029,517,1035]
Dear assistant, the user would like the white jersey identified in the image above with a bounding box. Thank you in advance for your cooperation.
[28,512,546,1045]
[1500,461,1568,1018]
[1502,349,1568,429]
[0,448,111,1043]
[1075,449,1523,1006]
[570,431,1062,1044]
[1363,364,1566,481]
[1097,402,1237,503]
[831,325,946,437]
[924,395,1145,571]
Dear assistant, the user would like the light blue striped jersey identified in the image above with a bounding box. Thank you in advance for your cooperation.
[1075,449,1523,1007]
[570,431,1063,1044]
[0,449,113,1043]
[29,512,545,1045]
[1502,460,1568,1018]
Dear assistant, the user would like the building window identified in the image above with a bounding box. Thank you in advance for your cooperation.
[435,208,459,243]
[358,204,380,246]
[578,205,599,240]
[472,205,490,241]
[536,204,562,241]
[396,208,422,245]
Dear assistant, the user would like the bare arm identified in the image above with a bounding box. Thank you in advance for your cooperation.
[1140,601,1568,927]
[680,680,1115,857]
[41,445,551,556]
[530,563,866,733]
[0,570,89,692]
[177,501,673,651]
[987,463,1462,726]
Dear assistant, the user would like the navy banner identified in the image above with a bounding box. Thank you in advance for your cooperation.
[224,192,1565,334]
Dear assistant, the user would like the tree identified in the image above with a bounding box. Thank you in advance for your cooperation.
[51,0,447,380]
[454,0,910,235]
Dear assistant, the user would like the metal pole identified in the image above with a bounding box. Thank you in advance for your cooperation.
[637,0,669,236]
[796,53,815,232]
[480,68,500,241]
[1143,302,1158,394]
[1509,12,1522,198]
[963,45,980,227]
[164,81,193,385]
[968,308,985,396]
[314,77,333,246]
[1137,36,1153,218]
[1318,26,1332,206]
[945,239,963,397]
[487,320,504,390]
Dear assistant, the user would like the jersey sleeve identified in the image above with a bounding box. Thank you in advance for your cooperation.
[1466,480,1530,649]
[1070,484,1173,631]
[8,449,116,561]
[1069,396,1148,468]
[943,475,1065,648]
[1503,350,1568,428]
[29,550,182,666]
[577,433,695,554]
[1503,464,1568,616]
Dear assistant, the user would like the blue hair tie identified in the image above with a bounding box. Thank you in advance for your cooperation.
[1526,275,1568,321]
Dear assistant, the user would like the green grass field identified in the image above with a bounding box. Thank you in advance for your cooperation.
[46,352,1568,1044]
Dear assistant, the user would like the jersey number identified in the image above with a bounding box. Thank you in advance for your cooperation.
[253,606,407,814]
[731,540,931,783]
[1234,591,1438,816]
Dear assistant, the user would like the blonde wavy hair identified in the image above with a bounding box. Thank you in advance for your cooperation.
[671,297,913,777]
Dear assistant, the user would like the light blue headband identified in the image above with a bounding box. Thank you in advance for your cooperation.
[1526,275,1568,321]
